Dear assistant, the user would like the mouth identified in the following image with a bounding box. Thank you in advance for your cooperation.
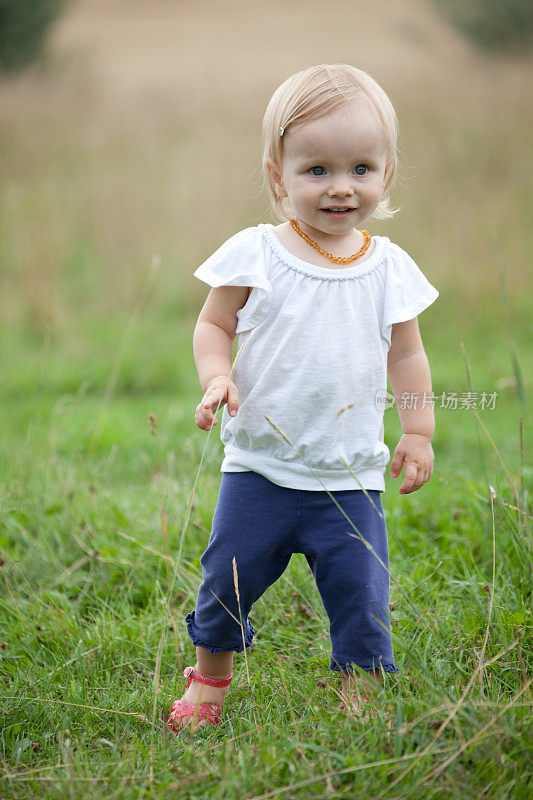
[320,207,356,217]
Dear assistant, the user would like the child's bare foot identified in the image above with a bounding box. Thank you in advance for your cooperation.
[340,689,384,720]
[340,668,388,720]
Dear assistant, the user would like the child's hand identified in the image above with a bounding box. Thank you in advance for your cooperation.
[195,375,239,432]
[390,433,434,494]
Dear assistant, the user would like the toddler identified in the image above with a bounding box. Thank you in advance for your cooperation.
[168,64,439,733]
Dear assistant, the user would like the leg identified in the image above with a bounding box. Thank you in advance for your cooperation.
[340,666,382,716]
[339,666,386,720]
[175,472,299,730]
[175,647,235,730]
[186,471,300,654]
[196,647,234,679]
[298,487,398,710]
[341,667,382,698]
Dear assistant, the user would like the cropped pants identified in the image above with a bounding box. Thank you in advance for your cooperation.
[185,470,399,674]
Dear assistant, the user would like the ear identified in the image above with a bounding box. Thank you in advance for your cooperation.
[382,157,394,191]
[267,159,287,199]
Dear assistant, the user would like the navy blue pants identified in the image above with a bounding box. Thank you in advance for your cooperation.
[186,471,399,674]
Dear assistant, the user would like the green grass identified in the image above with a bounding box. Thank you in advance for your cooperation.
[1,297,531,799]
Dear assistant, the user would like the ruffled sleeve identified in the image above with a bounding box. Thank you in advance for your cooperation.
[193,226,273,335]
[382,242,439,347]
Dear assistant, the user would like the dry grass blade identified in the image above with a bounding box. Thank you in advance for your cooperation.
[207,587,241,627]
[232,557,250,681]
[2,696,154,725]
[232,556,258,725]
[51,552,99,587]
[421,676,533,784]
[247,746,457,800]
[396,638,520,735]
[339,454,386,519]
[401,560,444,597]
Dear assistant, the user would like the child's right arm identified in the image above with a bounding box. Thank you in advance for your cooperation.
[193,285,250,431]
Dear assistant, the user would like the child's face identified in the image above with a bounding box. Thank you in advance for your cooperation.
[271,99,390,238]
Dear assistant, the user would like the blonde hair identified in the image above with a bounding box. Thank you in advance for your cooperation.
[261,64,399,223]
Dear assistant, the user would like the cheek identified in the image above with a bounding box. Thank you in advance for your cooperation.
[299,181,320,199]
[365,179,385,200]
[290,182,312,202]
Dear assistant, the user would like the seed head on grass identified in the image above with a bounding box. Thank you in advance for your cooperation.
[232,556,240,605]
[233,555,247,668]
[334,402,355,420]
[232,557,253,702]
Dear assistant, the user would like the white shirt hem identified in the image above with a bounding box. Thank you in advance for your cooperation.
[221,448,386,492]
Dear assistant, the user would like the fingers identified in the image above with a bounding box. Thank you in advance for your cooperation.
[226,386,239,417]
[399,462,433,494]
[196,396,221,430]
[195,407,216,431]
[195,382,239,431]
[399,462,419,494]
[389,457,404,478]
[195,389,220,431]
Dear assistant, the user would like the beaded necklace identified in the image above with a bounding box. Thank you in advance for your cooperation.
[290,219,372,265]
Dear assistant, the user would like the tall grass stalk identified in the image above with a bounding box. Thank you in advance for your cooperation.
[233,557,258,726]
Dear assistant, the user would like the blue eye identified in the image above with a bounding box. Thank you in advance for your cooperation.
[354,165,368,175]
[309,166,325,176]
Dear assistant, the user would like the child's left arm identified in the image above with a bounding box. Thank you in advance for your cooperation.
[387,318,435,494]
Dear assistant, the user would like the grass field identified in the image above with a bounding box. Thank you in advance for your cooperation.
[1,1,532,797]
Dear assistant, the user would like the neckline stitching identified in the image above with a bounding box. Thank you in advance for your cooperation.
[260,223,385,280]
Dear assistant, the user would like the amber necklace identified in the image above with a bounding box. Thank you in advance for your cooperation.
[290,219,372,265]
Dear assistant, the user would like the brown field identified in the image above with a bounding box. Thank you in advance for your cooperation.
[1,0,532,326]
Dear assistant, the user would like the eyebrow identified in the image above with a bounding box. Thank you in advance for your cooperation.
[298,155,379,167]
[296,147,380,161]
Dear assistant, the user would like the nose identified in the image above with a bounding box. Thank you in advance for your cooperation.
[326,178,354,198]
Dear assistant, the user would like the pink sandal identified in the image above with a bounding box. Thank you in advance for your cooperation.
[167,666,233,732]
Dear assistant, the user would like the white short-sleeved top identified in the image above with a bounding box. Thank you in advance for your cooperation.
[194,223,439,491]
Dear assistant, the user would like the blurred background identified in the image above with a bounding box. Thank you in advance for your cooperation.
[1,0,532,482]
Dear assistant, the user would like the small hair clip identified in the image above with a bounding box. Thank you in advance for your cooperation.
[279,126,285,137]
